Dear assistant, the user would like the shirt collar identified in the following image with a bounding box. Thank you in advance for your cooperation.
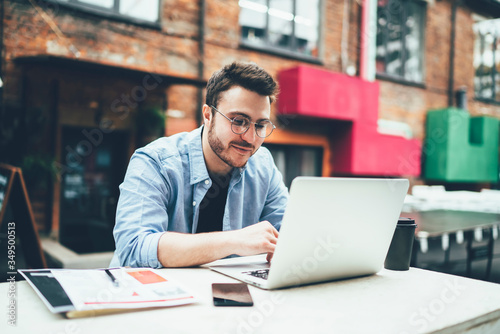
[188,126,209,185]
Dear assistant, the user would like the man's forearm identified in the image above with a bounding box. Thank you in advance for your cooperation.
[157,221,279,267]
[157,231,237,267]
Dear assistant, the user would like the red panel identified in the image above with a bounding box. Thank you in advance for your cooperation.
[278,65,422,177]
[351,123,421,176]
[278,66,379,124]
[330,123,421,176]
[277,67,300,115]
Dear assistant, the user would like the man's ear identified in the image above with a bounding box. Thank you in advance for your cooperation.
[202,104,212,126]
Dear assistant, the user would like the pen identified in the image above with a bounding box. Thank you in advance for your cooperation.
[105,269,119,287]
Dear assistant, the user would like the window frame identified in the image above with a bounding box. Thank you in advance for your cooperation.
[49,0,162,28]
[264,143,323,188]
[238,0,323,62]
[375,0,427,85]
[474,25,500,104]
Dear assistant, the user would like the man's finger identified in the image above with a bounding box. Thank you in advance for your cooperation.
[266,252,273,262]
[272,227,279,238]
[266,242,276,253]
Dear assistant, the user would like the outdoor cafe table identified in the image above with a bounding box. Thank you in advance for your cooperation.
[402,210,500,277]
[2,254,500,334]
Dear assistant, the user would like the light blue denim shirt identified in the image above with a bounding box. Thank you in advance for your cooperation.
[110,126,289,268]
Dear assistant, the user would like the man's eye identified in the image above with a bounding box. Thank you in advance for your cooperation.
[233,118,247,126]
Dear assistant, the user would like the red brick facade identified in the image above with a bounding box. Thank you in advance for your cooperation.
[0,0,499,235]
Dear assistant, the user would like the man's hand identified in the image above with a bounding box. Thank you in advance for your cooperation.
[231,221,279,262]
[158,221,280,267]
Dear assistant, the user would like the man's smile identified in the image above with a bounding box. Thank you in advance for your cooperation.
[231,144,253,154]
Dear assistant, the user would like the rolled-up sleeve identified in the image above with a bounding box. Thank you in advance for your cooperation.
[113,149,170,268]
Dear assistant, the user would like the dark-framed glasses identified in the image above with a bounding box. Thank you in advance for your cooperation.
[210,105,275,138]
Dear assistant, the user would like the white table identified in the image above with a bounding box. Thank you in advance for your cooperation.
[3,255,500,334]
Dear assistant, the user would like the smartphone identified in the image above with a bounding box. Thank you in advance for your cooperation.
[212,283,254,307]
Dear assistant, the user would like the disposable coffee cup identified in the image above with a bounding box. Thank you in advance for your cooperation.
[384,217,417,271]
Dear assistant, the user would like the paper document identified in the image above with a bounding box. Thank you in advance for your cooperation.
[20,268,196,317]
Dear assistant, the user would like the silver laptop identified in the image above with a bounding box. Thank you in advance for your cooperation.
[209,177,409,289]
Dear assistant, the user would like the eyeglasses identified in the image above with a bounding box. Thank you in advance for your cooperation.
[210,105,276,138]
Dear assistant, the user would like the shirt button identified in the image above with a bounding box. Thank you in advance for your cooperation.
[193,201,196,206]
[205,180,209,185]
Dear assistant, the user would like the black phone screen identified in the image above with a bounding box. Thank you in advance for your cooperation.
[212,283,254,307]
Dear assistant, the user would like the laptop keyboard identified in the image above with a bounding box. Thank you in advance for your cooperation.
[243,269,269,280]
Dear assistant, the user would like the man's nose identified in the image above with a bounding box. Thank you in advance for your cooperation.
[241,125,257,143]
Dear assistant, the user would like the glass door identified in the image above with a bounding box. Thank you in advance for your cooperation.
[59,126,129,253]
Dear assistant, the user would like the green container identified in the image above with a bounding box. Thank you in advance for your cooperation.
[424,108,499,182]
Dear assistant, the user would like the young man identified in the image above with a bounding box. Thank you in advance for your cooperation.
[111,62,289,268]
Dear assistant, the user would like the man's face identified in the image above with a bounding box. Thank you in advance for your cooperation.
[206,86,271,169]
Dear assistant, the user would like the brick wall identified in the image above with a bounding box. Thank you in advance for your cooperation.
[3,0,498,129]
[377,0,500,141]
[1,0,499,234]
[2,0,201,102]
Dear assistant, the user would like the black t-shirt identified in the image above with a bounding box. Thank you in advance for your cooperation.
[196,173,231,233]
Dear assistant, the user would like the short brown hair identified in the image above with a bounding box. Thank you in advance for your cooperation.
[205,62,279,110]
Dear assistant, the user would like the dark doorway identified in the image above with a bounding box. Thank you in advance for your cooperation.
[264,144,323,188]
[59,126,129,253]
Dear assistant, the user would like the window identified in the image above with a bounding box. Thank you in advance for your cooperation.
[473,18,500,103]
[54,0,160,25]
[265,144,323,188]
[376,0,426,83]
[239,0,321,58]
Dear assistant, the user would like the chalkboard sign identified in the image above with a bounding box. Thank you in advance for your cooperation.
[0,163,47,270]
[0,166,15,223]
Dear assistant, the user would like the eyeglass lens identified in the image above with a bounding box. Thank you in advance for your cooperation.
[232,116,273,138]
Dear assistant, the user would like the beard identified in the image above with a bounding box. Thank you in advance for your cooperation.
[207,120,256,168]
